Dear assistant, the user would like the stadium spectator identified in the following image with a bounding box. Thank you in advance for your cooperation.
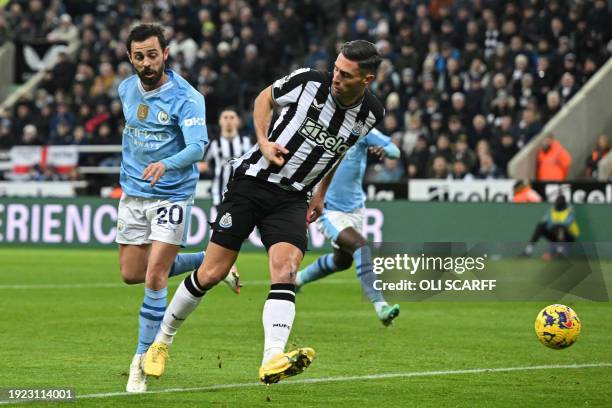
[468,114,491,149]
[1,0,610,183]
[405,134,430,179]
[558,72,578,105]
[369,157,404,183]
[429,155,449,179]
[49,121,73,145]
[48,51,77,93]
[12,103,33,139]
[90,62,117,98]
[304,40,329,69]
[427,111,445,142]
[0,118,14,148]
[49,103,75,136]
[541,90,562,123]
[46,14,78,43]
[493,133,519,176]
[515,108,543,149]
[447,115,467,142]
[536,133,572,181]
[449,159,474,180]
[586,134,610,179]
[453,134,477,171]
[432,133,454,164]
[400,114,427,156]
[513,180,542,203]
[21,124,41,145]
[475,154,503,179]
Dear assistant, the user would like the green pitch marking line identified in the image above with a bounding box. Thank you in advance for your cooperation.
[2,362,608,403]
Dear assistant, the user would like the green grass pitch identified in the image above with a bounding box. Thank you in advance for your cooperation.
[0,248,611,407]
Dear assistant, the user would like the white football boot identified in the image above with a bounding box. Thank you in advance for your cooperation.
[126,353,147,393]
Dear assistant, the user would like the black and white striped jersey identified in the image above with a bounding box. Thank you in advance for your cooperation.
[205,134,253,205]
[232,68,384,192]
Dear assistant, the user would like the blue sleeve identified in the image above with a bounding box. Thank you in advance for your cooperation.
[178,92,208,147]
[161,144,205,170]
[383,142,400,159]
[161,92,208,170]
[366,128,400,159]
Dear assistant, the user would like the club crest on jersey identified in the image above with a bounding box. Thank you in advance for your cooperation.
[157,110,170,124]
[219,212,233,228]
[351,120,366,136]
[137,104,149,121]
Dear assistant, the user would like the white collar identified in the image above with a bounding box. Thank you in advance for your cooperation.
[137,75,174,99]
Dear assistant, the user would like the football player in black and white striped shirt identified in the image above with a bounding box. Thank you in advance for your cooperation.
[202,107,253,207]
[144,40,384,384]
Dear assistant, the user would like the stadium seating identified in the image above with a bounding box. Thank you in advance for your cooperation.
[1,0,611,186]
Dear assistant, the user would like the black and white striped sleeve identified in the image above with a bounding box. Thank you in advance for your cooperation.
[271,68,324,107]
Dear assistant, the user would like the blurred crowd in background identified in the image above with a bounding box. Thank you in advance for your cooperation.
[0,0,611,182]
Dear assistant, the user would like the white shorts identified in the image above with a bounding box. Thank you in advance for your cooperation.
[115,194,193,246]
[316,208,364,249]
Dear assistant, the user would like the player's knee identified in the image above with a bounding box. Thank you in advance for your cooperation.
[270,256,300,283]
[119,266,144,285]
[349,237,368,253]
[196,264,225,289]
[147,260,171,278]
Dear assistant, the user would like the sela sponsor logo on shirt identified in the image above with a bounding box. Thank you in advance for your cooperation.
[298,117,350,154]
[183,117,206,127]
[219,212,233,228]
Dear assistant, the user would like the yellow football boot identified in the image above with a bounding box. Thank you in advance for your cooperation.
[258,347,316,384]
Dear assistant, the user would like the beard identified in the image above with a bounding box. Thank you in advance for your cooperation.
[137,64,165,87]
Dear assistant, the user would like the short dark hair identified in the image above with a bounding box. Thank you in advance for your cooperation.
[127,24,167,53]
[340,40,382,74]
[220,106,240,116]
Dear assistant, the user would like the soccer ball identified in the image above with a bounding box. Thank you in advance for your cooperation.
[534,304,581,349]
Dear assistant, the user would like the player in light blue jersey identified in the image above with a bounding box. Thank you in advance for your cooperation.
[296,128,401,326]
[115,24,239,393]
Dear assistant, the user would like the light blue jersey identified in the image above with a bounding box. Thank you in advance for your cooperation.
[118,69,208,201]
[325,129,399,212]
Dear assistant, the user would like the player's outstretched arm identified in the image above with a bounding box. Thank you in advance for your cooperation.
[253,85,288,166]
